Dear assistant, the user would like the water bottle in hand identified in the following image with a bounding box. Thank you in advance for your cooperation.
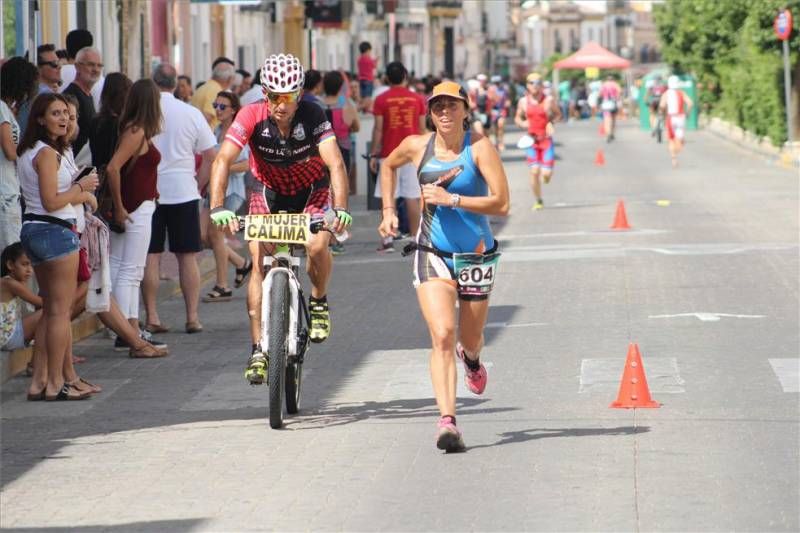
[323,208,350,243]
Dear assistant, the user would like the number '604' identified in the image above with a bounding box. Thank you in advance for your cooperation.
[459,266,494,284]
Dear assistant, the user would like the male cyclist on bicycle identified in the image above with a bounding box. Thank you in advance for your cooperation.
[208,54,352,384]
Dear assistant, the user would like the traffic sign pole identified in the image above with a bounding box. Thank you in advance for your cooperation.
[782,39,793,145]
[774,9,794,145]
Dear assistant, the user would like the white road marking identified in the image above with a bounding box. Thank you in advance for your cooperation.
[485,321,547,329]
[333,242,797,266]
[579,358,685,394]
[649,313,765,322]
[768,359,799,393]
[496,229,670,239]
[321,349,495,404]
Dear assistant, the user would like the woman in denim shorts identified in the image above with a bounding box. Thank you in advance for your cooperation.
[16,93,99,401]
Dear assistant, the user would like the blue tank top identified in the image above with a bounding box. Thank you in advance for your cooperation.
[416,132,495,257]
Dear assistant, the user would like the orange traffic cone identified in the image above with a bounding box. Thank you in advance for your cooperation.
[594,149,605,166]
[610,199,631,230]
[599,123,606,136]
[610,343,660,409]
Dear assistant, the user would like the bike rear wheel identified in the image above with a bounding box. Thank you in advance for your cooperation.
[268,271,290,429]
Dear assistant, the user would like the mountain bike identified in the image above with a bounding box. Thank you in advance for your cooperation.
[240,213,330,429]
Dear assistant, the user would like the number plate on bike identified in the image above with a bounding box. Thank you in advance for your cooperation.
[453,252,501,297]
[244,214,311,245]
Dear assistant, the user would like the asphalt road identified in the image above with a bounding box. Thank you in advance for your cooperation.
[1,117,798,532]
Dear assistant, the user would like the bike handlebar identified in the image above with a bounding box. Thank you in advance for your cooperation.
[235,216,330,235]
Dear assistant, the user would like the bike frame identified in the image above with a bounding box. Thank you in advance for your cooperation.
[260,244,305,356]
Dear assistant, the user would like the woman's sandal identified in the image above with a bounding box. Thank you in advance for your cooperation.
[202,285,233,302]
[45,384,91,401]
[185,321,204,334]
[67,377,102,394]
[144,323,170,334]
[129,343,169,359]
[234,260,252,289]
[27,389,45,401]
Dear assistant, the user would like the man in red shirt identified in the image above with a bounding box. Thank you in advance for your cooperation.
[369,61,426,252]
[357,41,378,113]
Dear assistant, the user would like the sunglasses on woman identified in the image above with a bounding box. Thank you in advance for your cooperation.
[266,91,301,104]
[212,102,229,110]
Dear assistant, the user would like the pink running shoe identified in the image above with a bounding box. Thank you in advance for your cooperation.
[436,417,466,453]
[456,343,487,395]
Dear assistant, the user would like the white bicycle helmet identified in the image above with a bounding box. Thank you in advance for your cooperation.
[260,53,304,93]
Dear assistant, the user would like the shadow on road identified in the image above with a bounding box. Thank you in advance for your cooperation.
[287,397,521,431]
[468,425,650,450]
[1,518,209,532]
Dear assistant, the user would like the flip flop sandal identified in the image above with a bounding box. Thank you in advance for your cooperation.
[234,260,253,289]
[45,384,91,401]
[72,355,87,364]
[185,321,204,334]
[68,377,102,394]
[129,344,169,358]
[27,390,45,401]
[202,285,232,302]
[144,323,170,334]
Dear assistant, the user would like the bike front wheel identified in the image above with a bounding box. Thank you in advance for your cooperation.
[268,271,290,429]
[285,357,302,414]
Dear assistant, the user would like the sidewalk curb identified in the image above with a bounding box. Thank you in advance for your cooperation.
[0,250,219,384]
[702,115,800,169]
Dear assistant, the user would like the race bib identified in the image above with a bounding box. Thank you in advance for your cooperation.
[601,100,617,111]
[453,252,501,297]
[244,213,311,245]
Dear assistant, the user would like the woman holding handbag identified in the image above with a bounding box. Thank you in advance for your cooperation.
[18,93,99,401]
[105,79,162,343]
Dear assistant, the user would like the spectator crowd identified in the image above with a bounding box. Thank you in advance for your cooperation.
[2,29,594,401]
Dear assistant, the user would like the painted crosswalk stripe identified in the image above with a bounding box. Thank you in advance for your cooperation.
[579,358,685,394]
[768,359,799,392]
[485,321,547,329]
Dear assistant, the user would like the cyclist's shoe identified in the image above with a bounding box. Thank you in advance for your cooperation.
[330,241,346,256]
[456,342,487,395]
[436,416,466,453]
[532,199,544,211]
[245,349,268,385]
[309,298,330,343]
[376,239,395,253]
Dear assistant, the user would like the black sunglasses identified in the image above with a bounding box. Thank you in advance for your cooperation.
[38,61,60,69]
[212,103,229,110]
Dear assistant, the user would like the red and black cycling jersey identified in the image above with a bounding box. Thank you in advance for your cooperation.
[225,101,336,196]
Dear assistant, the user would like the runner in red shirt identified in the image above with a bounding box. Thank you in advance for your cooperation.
[369,61,426,252]
[357,41,378,113]
[599,75,622,142]
[208,54,351,384]
[514,72,558,210]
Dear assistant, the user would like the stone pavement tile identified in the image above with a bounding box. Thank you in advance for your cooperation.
[636,420,799,532]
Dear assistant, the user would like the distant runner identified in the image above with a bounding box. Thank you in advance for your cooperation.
[659,75,693,168]
[514,72,558,210]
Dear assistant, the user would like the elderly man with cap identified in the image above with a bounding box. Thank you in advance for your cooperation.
[378,80,510,453]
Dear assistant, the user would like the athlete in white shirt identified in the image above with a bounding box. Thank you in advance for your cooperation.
[659,75,693,168]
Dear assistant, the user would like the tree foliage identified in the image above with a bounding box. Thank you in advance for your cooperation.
[655,0,800,144]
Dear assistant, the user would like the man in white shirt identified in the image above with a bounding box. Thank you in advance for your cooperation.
[59,29,105,110]
[142,63,217,334]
